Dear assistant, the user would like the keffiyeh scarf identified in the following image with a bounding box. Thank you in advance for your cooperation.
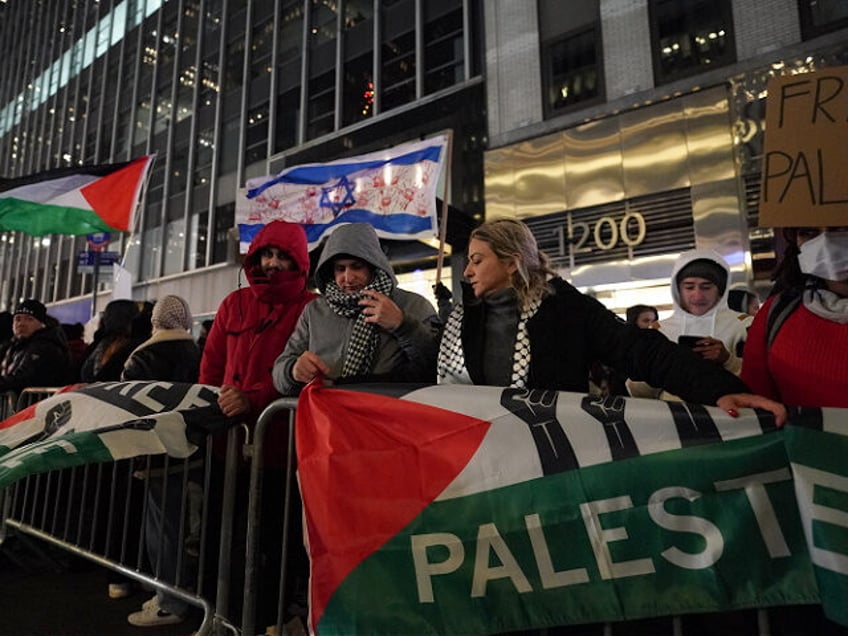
[323,269,395,377]
[437,298,541,388]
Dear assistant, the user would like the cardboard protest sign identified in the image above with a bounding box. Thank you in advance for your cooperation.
[759,65,848,227]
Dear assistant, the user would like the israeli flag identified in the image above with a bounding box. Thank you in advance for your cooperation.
[236,135,448,252]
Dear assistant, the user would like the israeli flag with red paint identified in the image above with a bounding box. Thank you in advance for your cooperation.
[236,135,448,252]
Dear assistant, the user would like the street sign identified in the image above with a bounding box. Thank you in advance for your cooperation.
[86,232,111,252]
[77,250,120,274]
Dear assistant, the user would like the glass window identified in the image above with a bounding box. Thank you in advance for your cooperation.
[245,103,269,166]
[424,5,464,95]
[307,69,335,140]
[538,0,603,117]
[250,16,274,81]
[542,26,602,116]
[798,0,848,39]
[212,202,234,265]
[342,53,374,127]
[275,86,301,153]
[381,13,415,113]
[649,0,735,85]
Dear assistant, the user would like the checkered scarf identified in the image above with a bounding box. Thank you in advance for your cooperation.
[323,268,395,378]
[437,298,541,388]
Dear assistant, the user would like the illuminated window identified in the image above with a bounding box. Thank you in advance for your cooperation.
[539,0,603,118]
[649,0,736,85]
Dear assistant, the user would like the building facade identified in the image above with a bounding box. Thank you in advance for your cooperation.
[0,0,485,323]
[0,0,846,323]
[482,0,848,314]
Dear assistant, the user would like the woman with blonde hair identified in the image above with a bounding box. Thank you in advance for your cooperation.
[437,218,786,421]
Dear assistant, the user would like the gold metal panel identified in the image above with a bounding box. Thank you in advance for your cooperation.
[620,99,690,198]
[690,177,749,283]
[511,136,567,219]
[483,146,517,219]
[682,87,736,186]
[563,117,625,209]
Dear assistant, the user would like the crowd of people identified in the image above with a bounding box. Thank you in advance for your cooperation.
[1,215,846,632]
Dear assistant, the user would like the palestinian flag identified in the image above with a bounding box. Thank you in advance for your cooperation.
[296,383,848,634]
[0,155,155,236]
[0,381,233,488]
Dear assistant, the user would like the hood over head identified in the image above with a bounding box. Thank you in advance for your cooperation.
[670,249,731,315]
[244,220,310,302]
[313,222,396,293]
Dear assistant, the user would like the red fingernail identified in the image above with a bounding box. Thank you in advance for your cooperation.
[727,409,739,418]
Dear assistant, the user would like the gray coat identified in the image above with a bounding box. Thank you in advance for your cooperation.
[272,223,440,394]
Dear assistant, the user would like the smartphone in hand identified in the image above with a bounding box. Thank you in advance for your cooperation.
[678,335,704,349]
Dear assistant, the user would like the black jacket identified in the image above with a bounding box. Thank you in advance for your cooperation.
[0,325,70,392]
[122,335,200,383]
[460,278,748,405]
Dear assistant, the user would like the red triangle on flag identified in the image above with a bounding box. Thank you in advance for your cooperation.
[80,156,151,232]
[296,383,490,630]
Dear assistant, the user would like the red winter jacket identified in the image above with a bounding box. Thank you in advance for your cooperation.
[200,221,316,431]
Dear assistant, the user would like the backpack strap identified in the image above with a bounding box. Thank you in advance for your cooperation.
[766,289,803,349]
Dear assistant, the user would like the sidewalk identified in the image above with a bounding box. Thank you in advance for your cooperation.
[0,537,198,636]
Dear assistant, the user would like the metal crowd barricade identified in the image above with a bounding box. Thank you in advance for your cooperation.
[0,390,16,420]
[241,397,300,636]
[14,386,62,412]
[0,400,247,636]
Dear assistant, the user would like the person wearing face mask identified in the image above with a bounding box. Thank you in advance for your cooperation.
[741,226,848,407]
[436,218,786,424]
[273,222,441,395]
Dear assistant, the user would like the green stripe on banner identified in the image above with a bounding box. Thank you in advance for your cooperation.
[319,434,820,635]
[783,426,848,626]
[0,431,115,485]
[0,199,112,235]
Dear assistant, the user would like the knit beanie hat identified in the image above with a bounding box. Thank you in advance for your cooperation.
[151,295,192,331]
[14,299,47,324]
[676,259,727,295]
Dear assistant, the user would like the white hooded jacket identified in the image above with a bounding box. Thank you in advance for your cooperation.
[658,249,751,374]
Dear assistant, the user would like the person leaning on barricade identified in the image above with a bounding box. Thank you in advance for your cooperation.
[272,222,442,394]
[0,299,70,393]
[436,218,786,425]
[123,294,203,627]
[189,220,316,631]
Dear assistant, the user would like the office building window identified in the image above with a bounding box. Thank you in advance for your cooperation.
[539,0,603,118]
[424,5,465,95]
[649,0,736,84]
[798,0,848,39]
[381,0,416,113]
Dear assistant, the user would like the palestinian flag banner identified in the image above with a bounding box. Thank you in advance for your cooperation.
[0,381,232,488]
[0,155,155,236]
[296,383,848,634]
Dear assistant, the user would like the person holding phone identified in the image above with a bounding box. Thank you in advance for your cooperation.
[628,250,751,400]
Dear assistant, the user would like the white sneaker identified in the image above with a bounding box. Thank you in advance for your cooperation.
[127,596,184,627]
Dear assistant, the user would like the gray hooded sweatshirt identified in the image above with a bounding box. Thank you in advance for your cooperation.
[272,222,441,394]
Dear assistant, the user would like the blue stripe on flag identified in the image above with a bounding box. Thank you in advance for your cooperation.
[238,209,434,248]
[247,145,443,199]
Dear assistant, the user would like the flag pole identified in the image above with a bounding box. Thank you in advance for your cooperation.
[435,130,454,285]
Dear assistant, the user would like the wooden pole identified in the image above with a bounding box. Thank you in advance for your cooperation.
[435,130,454,285]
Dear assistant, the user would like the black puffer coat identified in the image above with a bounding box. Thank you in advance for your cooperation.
[0,325,70,392]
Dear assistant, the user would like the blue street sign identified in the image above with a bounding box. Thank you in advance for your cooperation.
[86,232,111,252]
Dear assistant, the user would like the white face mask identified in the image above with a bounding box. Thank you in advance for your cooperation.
[797,231,848,282]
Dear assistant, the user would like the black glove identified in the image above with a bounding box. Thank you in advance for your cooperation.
[432,282,452,302]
